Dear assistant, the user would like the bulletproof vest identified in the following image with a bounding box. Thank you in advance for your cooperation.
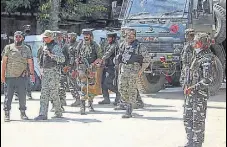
[40,41,58,68]
[79,41,98,64]
[121,40,143,64]
[105,42,118,67]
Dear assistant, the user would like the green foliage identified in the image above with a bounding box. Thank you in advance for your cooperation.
[4,0,33,12]
[37,0,51,31]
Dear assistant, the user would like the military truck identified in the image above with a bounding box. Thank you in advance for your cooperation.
[116,0,225,94]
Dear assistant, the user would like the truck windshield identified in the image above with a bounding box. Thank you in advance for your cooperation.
[127,0,187,18]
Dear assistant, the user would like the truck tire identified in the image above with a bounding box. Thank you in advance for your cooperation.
[209,55,224,96]
[214,4,226,43]
[137,74,166,94]
[210,44,226,80]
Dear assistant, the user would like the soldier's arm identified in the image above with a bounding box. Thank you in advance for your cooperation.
[102,44,118,60]
[1,45,10,80]
[140,44,151,71]
[190,59,213,90]
[26,48,35,75]
[50,45,65,63]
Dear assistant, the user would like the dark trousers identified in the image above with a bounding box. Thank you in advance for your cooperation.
[101,67,119,100]
[3,77,27,111]
[15,76,32,97]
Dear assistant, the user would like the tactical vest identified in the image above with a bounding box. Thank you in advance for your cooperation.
[5,44,28,77]
[78,41,98,64]
[104,42,118,67]
[40,41,58,68]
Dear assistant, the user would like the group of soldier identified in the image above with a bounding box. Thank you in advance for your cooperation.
[1,26,215,147]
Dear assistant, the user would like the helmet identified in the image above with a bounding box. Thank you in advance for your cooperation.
[126,28,136,36]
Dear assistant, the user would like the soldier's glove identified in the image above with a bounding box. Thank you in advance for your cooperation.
[71,70,79,79]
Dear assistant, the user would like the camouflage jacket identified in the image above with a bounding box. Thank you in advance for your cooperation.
[102,41,119,67]
[181,42,195,66]
[75,40,101,65]
[189,50,213,93]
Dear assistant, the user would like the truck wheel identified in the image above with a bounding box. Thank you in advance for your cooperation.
[137,74,166,94]
[209,55,224,96]
[210,44,226,80]
[214,4,226,43]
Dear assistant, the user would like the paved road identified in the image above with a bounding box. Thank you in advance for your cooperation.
[1,88,226,147]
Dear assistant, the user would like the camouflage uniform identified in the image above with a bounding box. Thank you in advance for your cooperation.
[67,33,81,107]
[117,28,150,118]
[74,29,100,115]
[180,29,195,87]
[2,31,32,121]
[182,33,213,147]
[34,30,65,120]
[98,32,121,105]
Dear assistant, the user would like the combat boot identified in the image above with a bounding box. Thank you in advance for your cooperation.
[20,110,29,120]
[61,106,65,112]
[122,103,132,118]
[80,100,86,115]
[70,99,81,107]
[52,112,62,118]
[113,93,121,106]
[34,115,48,120]
[114,103,127,110]
[27,94,33,100]
[192,142,203,147]
[98,98,110,104]
[136,100,144,108]
[4,111,10,122]
[88,100,95,112]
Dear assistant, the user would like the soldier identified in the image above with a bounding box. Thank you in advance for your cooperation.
[115,27,145,110]
[180,28,195,87]
[73,28,101,115]
[181,32,214,147]
[49,31,68,112]
[34,30,65,120]
[98,32,121,105]
[67,32,81,107]
[1,31,35,122]
[116,28,150,118]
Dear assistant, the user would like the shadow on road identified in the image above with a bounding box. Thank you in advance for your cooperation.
[136,108,178,112]
[8,117,102,123]
[144,89,226,102]
[207,106,226,109]
[63,110,125,115]
[133,115,183,121]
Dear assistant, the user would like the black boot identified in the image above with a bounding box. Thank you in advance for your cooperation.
[98,98,110,104]
[113,93,121,106]
[34,115,47,120]
[4,111,10,122]
[80,100,86,115]
[192,142,203,147]
[122,103,132,118]
[61,106,65,112]
[20,110,29,120]
[136,100,144,108]
[50,103,55,112]
[88,100,95,112]
[27,93,33,100]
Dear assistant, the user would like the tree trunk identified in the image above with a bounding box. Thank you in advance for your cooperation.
[50,0,61,30]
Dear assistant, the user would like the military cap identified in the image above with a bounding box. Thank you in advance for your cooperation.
[14,31,24,36]
[68,32,77,37]
[82,29,94,34]
[41,30,53,38]
[106,32,117,38]
[185,28,195,33]
[126,27,136,35]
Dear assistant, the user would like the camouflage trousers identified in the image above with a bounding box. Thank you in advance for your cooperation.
[59,73,80,103]
[183,93,208,145]
[118,72,137,104]
[39,68,62,116]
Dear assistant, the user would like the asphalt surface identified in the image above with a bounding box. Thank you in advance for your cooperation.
[1,87,226,147]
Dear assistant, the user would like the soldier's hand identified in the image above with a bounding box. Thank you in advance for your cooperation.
[72,70,79,79]
[63,66,71,73]
[138,70,143,77]
[184,87,192,95]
